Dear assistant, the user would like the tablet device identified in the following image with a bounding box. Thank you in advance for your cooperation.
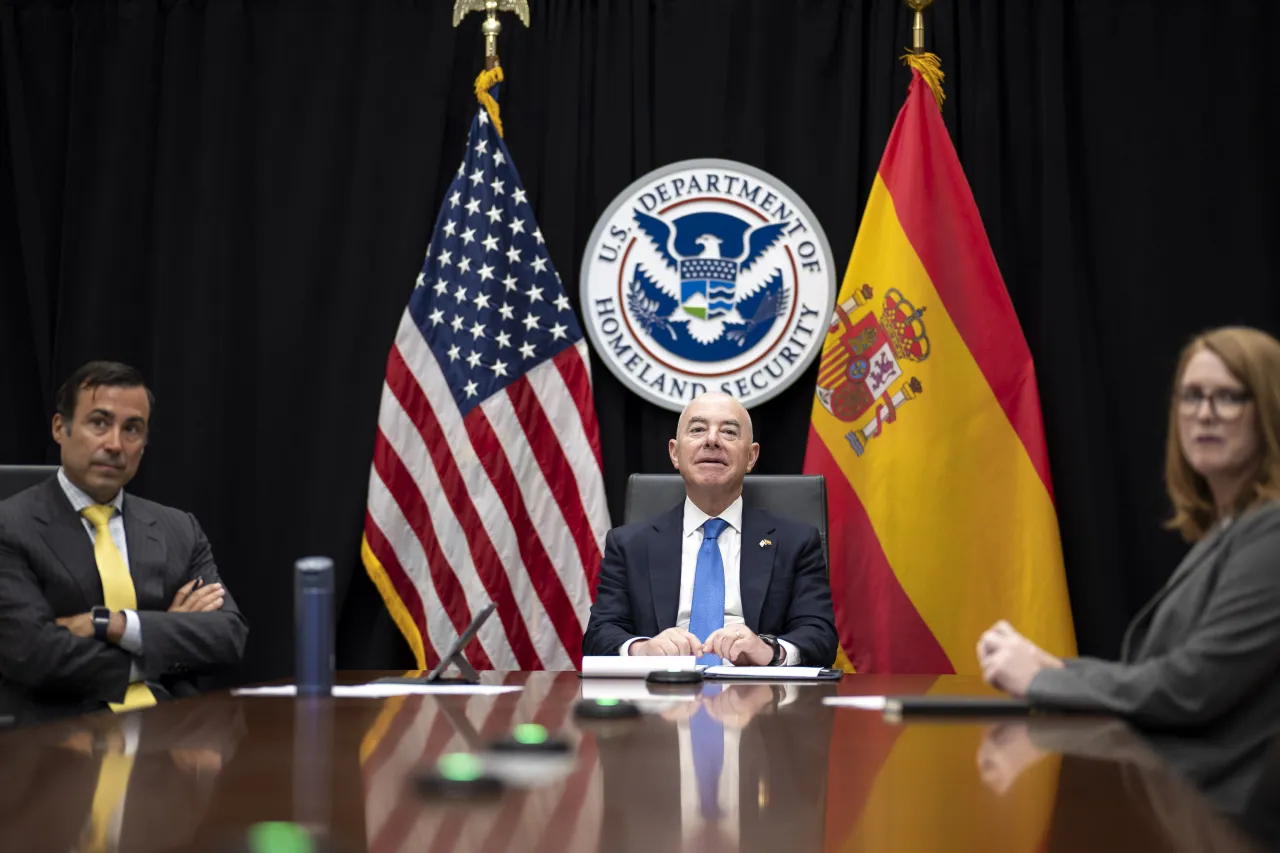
[884,695,1033,719]
[373,601,496,685]
[424,601,496,683]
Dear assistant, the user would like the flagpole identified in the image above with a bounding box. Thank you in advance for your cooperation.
[907,0,933,55]
[452,0,532,70]
[903,0,945,110]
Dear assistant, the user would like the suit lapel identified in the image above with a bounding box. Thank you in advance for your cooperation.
[123,498,167,609]
[740,506,777,632]
[1121,527,1225,660]
[648,504,684,631]
[33,479,102,608]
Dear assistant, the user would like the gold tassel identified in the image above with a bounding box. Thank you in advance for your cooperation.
[474,65,506,138]
[901,51,946,111]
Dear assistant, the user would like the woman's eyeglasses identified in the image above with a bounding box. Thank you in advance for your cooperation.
[1177,387,1253,420]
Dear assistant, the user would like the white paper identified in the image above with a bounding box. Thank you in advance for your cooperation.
[579,655,698,678]
[232,684,523,698]
[703,666,828,680]
[822,696,888,711]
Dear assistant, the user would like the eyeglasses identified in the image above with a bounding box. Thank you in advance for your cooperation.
[1176,387,1253,420]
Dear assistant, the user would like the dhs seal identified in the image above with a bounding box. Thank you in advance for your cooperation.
[580,159,837,411]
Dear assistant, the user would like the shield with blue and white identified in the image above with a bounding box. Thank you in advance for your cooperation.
[630,210,789,361]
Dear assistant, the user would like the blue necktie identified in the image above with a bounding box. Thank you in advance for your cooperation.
[689,517,729,666]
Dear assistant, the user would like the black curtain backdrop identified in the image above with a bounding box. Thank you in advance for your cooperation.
[3,0,1278,684]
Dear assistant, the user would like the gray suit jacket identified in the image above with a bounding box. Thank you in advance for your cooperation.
[0,477,248,723]
[1029,500,1280,783]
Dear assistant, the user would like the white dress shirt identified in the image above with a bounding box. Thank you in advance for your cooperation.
[622,496,799,665]
[58,468,145,682]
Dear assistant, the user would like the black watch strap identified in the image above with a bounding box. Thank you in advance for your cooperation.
[91,606,111,642]
[759,633,783,666]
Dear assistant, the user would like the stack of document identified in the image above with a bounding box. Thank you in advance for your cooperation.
[580,656,697,677]
[703,666,832,680]
[580,657,835,681]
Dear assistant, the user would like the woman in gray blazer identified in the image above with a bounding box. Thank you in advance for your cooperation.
[978,327,1280,742]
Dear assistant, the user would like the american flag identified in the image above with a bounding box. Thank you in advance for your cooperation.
[362,73,610,671]
[360,674,602,853]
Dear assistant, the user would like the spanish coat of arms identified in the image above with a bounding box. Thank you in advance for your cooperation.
[815,283,930,456]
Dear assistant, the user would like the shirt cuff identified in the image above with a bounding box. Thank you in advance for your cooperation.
[620,637,648,656]
[119,609,143,655]
[778,639,800,666]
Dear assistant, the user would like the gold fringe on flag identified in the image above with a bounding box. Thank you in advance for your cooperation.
[474,65,506,138]
[901,51,946,111]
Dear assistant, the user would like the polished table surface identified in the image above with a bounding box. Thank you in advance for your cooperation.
[0,672,1272,853]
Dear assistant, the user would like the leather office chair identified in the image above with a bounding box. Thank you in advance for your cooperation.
[0,465,58,502]
[623,473,829,570]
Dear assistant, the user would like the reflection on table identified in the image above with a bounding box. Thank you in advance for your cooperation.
[0,672,1273,852]
[0,696,244,852]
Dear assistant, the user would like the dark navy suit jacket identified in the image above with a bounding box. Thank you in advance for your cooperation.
[583,502,838,666]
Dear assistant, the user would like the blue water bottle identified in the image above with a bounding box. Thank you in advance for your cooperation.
[295,556,334,696]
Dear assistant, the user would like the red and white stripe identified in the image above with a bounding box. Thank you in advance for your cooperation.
[361,674,602,853]
[365,311,609,670]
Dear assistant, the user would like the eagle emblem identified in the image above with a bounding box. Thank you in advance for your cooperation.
[626,209,792,361]
[452,0,530,28]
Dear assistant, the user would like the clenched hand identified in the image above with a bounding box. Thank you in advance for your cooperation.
[169,580,226,613]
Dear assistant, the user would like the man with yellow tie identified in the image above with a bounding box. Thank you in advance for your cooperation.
[0,361,247,724]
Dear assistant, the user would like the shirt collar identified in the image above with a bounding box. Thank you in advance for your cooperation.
[682,494,743,538]
[57,467,125,514]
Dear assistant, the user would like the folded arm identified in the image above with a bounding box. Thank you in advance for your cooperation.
[1028,512,1280,728]
[134,515,248,681]
[0,525,132,702]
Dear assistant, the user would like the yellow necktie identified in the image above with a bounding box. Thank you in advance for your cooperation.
[80,505,156,712]
[86,740,135,853]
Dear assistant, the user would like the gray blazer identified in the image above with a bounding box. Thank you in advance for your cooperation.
[1029,500,1280,792]
[0,477,248,723]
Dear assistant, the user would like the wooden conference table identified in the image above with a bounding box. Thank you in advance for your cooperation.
[0,672,1269,853]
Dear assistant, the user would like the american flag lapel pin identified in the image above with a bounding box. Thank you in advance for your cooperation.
[759,538,772,548]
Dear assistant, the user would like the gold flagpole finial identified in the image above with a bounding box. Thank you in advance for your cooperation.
[906,0,934,55]
[453,0,531,70]
[901,0,944,110]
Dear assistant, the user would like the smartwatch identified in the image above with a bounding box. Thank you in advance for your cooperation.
[90,606,111,642]
[758,633,783,666]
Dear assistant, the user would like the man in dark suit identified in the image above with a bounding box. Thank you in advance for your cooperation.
[584,392,837,666]
[0,361,248,724]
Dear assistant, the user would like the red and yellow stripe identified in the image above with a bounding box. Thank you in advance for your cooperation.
[805,68,1076,674]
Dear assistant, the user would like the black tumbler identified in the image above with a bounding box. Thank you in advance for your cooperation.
[295,556,334,696]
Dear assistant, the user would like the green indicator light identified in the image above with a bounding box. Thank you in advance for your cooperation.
[247,822,315,853]
[437,752,484,782]
[595,698,620,707]
[512,723,548,744]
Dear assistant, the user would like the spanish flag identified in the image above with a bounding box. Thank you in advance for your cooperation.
[804,58,1076,674]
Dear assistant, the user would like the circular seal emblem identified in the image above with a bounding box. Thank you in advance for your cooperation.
[579,159,837,411]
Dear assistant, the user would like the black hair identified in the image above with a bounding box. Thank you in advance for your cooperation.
[54,361,154,430]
